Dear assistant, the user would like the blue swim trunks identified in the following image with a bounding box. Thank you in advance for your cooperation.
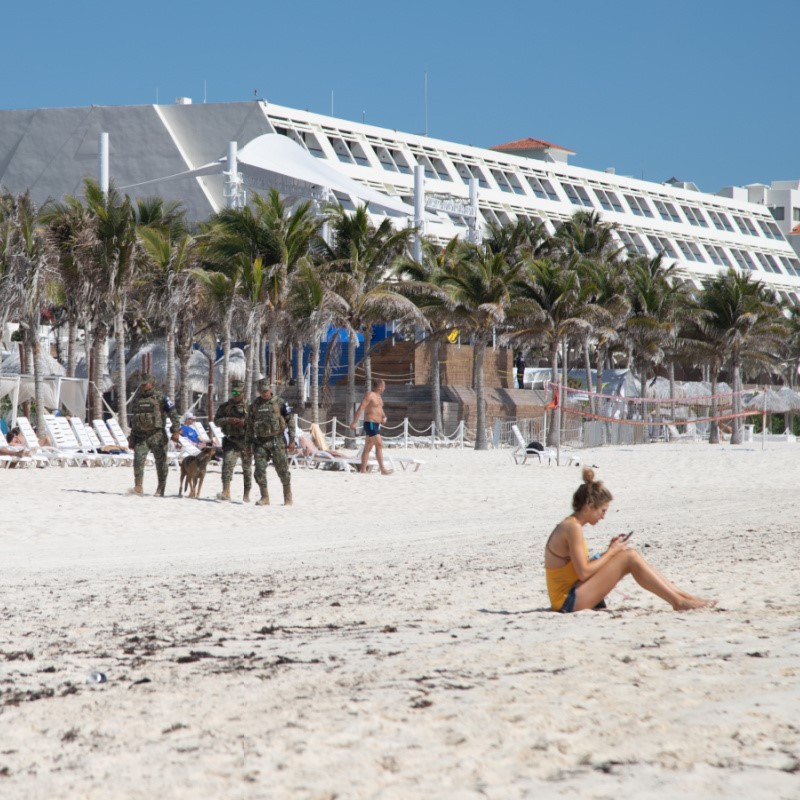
[560,584,608,613]
[363,421,381,437]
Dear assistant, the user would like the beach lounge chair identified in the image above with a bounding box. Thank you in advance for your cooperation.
[69,417,117,466]
[9,416,54,467]
[43,415,104,467]
[106,417,131,450]
[511,425,549,465]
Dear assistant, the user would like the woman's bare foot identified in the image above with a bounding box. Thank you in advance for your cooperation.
[673,596,715,610]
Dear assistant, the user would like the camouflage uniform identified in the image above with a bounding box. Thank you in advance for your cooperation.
[248,378,295,506]
[214,379,252,501]
[129,373,181,495]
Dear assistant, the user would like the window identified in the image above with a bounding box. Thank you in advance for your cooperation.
[647,235,678,258]
[780,256,800,277]
[389,149,412,174]
[755,252,781,273]
[681,205,709,227]
[705,245,732,267]
[624,194,653,217]
[732,215,760,236]
[504,171,525,195]
[595,188,624,212]
[770,206,785,221]
[708,210,734,232]
[562,181,593,207]
[430,157,452,182]
[526,176,559,201]
[654,199,681,222]
[794,208,800,222]
[618,230,647,256]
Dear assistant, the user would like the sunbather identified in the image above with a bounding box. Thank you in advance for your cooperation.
[544,468,714,612]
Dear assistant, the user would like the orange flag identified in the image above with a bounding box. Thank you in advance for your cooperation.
[546,385,559,410]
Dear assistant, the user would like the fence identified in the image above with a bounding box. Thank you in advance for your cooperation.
[296,415,465,450]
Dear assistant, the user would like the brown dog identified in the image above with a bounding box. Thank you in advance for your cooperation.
[179,446,216,498]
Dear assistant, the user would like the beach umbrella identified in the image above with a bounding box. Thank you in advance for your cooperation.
[742,387,796,414]
[0,350,65,376]
[185,347,246,394]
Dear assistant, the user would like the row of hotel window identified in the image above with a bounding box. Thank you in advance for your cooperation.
[614,230,800,276]
[275,124,791,244]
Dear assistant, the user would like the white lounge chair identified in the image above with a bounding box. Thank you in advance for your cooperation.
[69,417,117,466]
[44,415,104,467]
[510,424,573,466]
[8,417,53,467]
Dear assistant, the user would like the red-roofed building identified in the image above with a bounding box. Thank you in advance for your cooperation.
[490,137,575,164]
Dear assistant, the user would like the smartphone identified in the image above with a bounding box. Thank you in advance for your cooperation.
[620,530,634,542]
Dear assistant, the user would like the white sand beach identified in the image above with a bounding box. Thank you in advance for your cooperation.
[1,442,799,799]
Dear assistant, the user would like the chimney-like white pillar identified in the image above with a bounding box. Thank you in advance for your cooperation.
[468,177,479,243]
[413,164,424,261]
[98,132,109,196]
[225,141,240,208]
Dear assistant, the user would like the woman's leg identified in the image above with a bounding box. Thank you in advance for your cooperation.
[574,549,711,611]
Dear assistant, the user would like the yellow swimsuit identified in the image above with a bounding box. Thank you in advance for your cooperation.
[545,539,588,611]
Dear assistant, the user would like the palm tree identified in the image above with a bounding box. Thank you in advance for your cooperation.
[40,198,95,377]
[505,255,586,446]
[139,228,198,403]
[287,262,349,423]
[622,254,689,406]
[442,243,524,449]
[80,179,142,433]
[0,192,56,434]
[394,236,459,434]
[690,269,786,443]
[319,204,420,435]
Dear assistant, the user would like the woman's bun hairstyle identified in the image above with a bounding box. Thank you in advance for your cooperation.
[573,467,612,512]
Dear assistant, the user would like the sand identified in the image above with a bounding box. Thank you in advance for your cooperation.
[1,441,799,799]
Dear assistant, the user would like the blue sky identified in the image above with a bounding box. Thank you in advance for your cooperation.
[2,1,796,193]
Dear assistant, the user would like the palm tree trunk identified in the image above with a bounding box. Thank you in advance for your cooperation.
[363,325,373,390]
[221,312,232,399]
[92,325,107,426]
[245,332,256,402]
[431,334,443,434]
[582,336,594,414]
[310,336,321,424]
[29,323,47,435]
[709,369,720,444]
[730,353,742,445]
[207,353,215,419]
[114,308,128,433]
[83,318,94,420]
[178,344,192,414]
[547,339,560,447]
[66,313,77,378]
[668,362,676,422]
[166,322,177,402]
[295,340,306,406]
[474,339,487,450]
[346,330,357,447]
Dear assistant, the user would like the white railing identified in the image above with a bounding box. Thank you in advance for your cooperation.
[296,415,465,449]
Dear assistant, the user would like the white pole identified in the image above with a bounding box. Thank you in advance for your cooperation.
[413,165,424,261]
[459,420,464,448]
[762,385,767,451]
[431,420,436,449]
[332,416,337,450]
[468,177,479,243]
[98,132,109,196]
[226,141,239,209]
[404,417,409,449]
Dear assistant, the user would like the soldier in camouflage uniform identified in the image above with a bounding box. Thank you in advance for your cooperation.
[247,378,295,506]
[214,378,252,502]
[128,373,181,496]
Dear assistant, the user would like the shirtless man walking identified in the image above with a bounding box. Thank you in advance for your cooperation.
[349,379,392,474]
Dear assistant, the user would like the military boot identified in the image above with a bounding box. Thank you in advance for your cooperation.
[243,488,251,503]
[216,484,231,502]
[154,480,166,497]
[283,484,293,507]
[255,485,270,506]
[128,478,144,496]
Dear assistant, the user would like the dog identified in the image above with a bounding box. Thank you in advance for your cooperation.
[179,445,216,498]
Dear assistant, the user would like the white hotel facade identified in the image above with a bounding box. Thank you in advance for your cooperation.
[2,99,800,304]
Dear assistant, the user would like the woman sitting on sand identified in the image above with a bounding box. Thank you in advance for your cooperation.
[545,468,713,612]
